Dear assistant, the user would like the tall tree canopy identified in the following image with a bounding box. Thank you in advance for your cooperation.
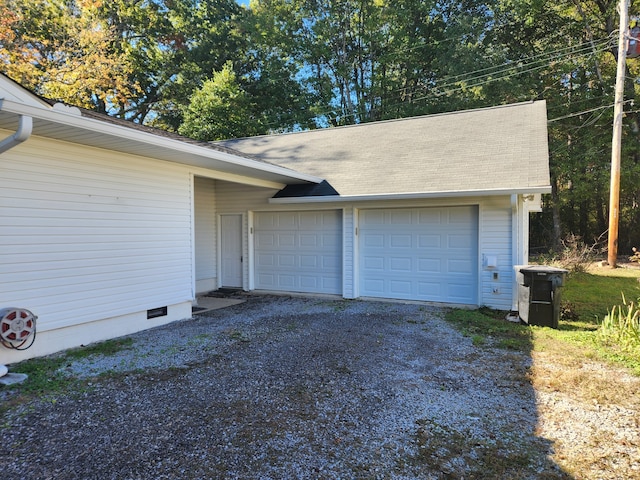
[2,0,640,252]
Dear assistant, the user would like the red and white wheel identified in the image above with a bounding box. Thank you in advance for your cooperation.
[0,308,36,345]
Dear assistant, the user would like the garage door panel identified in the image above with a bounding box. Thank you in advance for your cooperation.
[363,255,384,270]
[417,258,441,273]
[257,273,275,287]
[391,210,413,224]
[299,234,319,247]
[255,233,275,248]
[300,255,318,268]
[390,279,412,295]
[255,210,342,295]
[256,253,275,267]
[419,210,442,223]
[448,234,473,249]
[390,257,412,272]
[418,281,441,296]
[363,278,384,294]
[418,234,441,248]
[322,234,341,247]
[277,234,296,247]
[391,234,412,247]
[448,283,476,302]
[278,255,296,267]
[448,207,474,224]
[359,206,478,304]
[448,258,473,273]
[322,255,341,269]
[300,276,319,289]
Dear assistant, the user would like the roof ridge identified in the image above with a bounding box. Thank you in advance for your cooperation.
[219,100,542,143]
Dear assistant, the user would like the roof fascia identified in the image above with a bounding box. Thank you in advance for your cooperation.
[0,98,323,185]
[0,76,51,108]
[268,186,552,204]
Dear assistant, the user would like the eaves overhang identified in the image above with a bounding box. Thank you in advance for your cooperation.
[0,99,323,186]
[269,186,552,204]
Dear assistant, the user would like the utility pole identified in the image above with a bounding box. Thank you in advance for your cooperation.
[608,0,629,267]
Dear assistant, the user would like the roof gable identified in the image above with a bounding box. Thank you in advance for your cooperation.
[0,74,51,109]
[218,101,550,198]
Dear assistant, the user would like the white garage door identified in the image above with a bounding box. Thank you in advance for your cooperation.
[359,206,478,304]
[254,210,342,294]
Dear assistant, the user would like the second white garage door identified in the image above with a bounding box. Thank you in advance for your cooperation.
[254,210,342,294]
[359,206,478,304]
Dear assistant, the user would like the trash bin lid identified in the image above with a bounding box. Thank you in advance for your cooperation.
[519,265,569,275]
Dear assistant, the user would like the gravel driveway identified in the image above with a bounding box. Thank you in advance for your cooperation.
[0,295,567,479]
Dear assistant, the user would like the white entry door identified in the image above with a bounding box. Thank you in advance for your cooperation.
[220,214,243,288]
[359,206,478,304]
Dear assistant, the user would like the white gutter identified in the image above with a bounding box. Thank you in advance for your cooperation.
[0,114,32,154]
[0,99,322,184]
[269,186,552,204]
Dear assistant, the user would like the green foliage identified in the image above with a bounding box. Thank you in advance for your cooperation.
[179,62,262,140]
[600,294,640,353]
[4,0,640,249]
[552,267,640,374]
[562,271,640,324]
[1,338,133,403]
[444,309,533,351]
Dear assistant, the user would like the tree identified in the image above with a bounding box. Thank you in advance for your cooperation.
[0,0,139,111]
[179,62,262,140]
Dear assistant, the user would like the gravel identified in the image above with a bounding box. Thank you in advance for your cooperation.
[0,295,567,479]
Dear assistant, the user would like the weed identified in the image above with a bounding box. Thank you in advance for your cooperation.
[599,294,640,354]
[445,309,533,352]
[225,329,249,342]
[411,418,546,478]
[64,338,133,359]
[0,337,134,413]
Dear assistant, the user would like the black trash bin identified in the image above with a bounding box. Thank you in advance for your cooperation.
[517,266,568,328]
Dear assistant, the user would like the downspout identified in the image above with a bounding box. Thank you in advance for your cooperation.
[0,115,32,154]
[511,194,521,312]
[0,115,33,376]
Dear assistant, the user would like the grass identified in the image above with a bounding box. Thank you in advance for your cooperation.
[444,265,640,478]
[0,338,133,415]
[561,269,640,325]
[445,308,533,351]
[445,265,640,375]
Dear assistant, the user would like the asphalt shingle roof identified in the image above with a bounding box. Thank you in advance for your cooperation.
[218,101,550,196]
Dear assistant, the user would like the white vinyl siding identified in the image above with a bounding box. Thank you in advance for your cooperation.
[359,206,478,304]
[194,176,217,292]
[215,180,278,213]
[254,211,342,294]
[0,135,193,331]
[479,198,513,309]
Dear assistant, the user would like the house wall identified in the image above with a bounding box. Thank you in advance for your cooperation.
[214,182,518,309]
[478,196,514,310]
[0,137,526,364]
[0,132,195,364]
[194,176,217,293]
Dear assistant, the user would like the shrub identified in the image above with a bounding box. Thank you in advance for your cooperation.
[536,234,602,273]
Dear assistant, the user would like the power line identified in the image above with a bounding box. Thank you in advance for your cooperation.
[280,38,614,127]
[252,28,613,128]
